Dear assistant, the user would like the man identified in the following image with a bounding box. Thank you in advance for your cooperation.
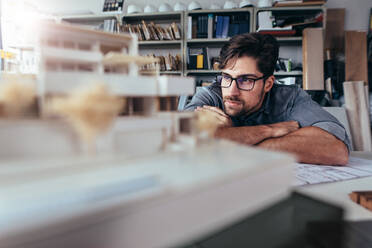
[184,33,350,166]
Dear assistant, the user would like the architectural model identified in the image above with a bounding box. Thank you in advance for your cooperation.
[0,22,295,248]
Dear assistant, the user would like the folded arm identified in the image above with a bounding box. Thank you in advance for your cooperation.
[197,106,349,166]
[215,120,300,146]
[257,126,349,165]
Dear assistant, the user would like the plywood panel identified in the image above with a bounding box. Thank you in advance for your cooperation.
[324,9,345,53]
[345,31,368,83]
[343,81,371,151]
[302,28,324,90]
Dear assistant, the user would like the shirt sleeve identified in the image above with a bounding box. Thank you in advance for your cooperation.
[183,86,222,111]
[288,88,352,152]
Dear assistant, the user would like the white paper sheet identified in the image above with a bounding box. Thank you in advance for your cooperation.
[295,157,372,186]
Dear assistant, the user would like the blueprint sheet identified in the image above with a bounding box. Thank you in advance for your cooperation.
[295,157,372,186]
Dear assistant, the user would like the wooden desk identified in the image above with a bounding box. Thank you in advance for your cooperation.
[296,151,372,221]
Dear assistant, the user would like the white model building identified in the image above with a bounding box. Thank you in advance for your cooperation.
[0,21,196,158]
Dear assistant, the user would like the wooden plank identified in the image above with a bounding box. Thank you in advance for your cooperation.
[345,31,368,83]
[343,81,372,151]
[302,28,324,90]
[324,9,345,53]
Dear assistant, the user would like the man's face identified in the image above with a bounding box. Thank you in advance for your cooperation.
[221,56,274,117]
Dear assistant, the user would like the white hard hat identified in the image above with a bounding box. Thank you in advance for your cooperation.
[223,1,238,9]
[239,0,254,8]
[127,4,143,14]
[210,4,221,10]
[144,4,157,13]
[188,1,202,11]
[174,2,186,11]
[158,3,172,12]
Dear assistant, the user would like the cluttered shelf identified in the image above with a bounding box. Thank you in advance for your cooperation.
[254,5,325,37]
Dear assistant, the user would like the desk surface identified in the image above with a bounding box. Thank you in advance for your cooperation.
[297,151,372,221]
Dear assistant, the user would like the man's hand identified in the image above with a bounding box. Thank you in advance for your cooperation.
[267,121,299,138]
[195,105,233,128]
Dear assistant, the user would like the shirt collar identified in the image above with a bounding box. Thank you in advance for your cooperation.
[234,89,271,124]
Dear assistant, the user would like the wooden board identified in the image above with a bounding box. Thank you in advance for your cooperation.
[345,31,368,83]
[324,9,345,53]
[343,81,372,151]
[302,28,324,90]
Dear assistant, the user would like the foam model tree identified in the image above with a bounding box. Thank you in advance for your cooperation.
[50,83,125,147]
[0,76,36,117]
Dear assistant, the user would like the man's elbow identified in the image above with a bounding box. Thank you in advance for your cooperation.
[333,142,349,166]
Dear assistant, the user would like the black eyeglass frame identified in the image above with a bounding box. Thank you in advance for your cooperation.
[216,73,270,91]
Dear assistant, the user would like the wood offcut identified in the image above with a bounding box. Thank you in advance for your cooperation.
[349,191,372,212]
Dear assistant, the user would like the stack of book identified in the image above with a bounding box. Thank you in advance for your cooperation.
[257,10,323,36]
[187,13,250,39]
[187,47,211,70]
[99,19,120,33]
[121,21,181,41]
[140,54,182,72]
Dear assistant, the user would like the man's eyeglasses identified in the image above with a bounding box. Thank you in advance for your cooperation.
[217,73,268,91]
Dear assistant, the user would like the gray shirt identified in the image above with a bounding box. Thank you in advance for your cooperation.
[184,82,351,151]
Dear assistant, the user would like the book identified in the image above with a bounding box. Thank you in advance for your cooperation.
[207,14,214,39]
[228,15,240,37]
[215,16,224,38]
[202,47,210,69]
[197,15,208,39]
[192,17,197,39]
[187,16,192,40]
[141,21,151,40]
[221,16,230,38]
[196,54,204,69]
[171,23,181,40]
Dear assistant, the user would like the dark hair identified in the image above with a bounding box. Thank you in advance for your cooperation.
[218,33,279,76]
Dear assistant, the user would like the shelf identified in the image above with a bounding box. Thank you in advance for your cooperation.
[187,38,230,44]
[60,13,119,22]
[276,37,302,43]
[138,40,182,46]
[123,11,183,21]
[256,6,325,11]
[161,71,182,75]
[274,71,302,76]
[187,7,254,15]
[140,71,182,75]
[186,70,220,74]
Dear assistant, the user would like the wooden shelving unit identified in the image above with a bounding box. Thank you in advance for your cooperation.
[56,5,325,85]
[122,11,184,75]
